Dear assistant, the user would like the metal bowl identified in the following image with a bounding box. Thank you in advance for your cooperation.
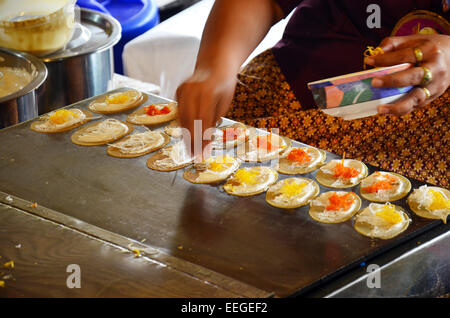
[0,48,47,129]
[37,8,121,115]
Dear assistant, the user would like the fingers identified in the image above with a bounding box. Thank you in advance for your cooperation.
[377,87,432,116]
[199,90,219,157]
[176,83,199,157]
[372,63,432,88]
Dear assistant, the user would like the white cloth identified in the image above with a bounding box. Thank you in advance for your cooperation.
[123,0,289,100]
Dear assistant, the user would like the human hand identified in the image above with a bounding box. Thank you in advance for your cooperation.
[365,34,450,116]
[176,68,237,159]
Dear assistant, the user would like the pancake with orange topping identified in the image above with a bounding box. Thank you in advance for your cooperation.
[266,177,319,209]
[30,109,93,133]
[88,90,145,114]
[316,155,368,189]
[309,191,361,223]
[277,146,326,175]
[360,171,411,202]
[407,185,450,224]
[107,130,170,158]
[71,119,133,146]
[211,123,249,149]
[237,133,290,162]
[184,155,240,184]
[127,102,177,125]
[354,203,411,239]
[223,166,278,197]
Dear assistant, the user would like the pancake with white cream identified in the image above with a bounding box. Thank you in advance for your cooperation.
[107,130,170,158]
[147,141,193,172]
[71,119,133,146]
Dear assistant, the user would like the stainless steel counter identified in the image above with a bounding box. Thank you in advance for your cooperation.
[0,88,448,297]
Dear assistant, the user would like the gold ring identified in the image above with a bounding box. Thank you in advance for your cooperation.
[414,48,423,63]
[422,87,431,99]
[421,67,433,86]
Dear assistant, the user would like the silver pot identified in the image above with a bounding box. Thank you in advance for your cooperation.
[0,48,47,129]
[38,8,121,114]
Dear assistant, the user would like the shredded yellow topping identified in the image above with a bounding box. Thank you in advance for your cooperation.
[279,180,307,198]
[363,46,384,69]
[207,155,235,172]
[375,205,402,224]
[106,93,130,105]
[234,169,261,185]
[3,260,14,269]
[49,109,79,124]
[429,190,450,211]
[132,249,141,258]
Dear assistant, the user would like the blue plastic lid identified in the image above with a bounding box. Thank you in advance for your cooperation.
[76,0,110,14]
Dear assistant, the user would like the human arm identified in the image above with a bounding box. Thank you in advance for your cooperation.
[176,0,284,155]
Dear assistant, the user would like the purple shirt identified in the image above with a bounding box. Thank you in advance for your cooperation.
[272,0,447,108]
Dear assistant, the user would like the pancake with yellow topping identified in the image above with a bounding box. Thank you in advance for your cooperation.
[31,109,92,133]
[354,203,411,239]
[407,185,450,224]
[266,177,320,209]
[88,90,145,114]
[184,155,240,184]
[223,166,278,197]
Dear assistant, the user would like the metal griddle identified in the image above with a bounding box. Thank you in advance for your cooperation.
[0,88,443,297]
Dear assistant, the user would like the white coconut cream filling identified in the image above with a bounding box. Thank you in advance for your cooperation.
[109,131,164,154]
[77,119,128,143]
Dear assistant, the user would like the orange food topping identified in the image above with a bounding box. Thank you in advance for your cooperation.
[333,163,360,179]
[145,104,171,116]
[362,173,398,193]
[222,127,243,142]
[325,192,356,211]
[255,134,280,151]
[287,148,311,164]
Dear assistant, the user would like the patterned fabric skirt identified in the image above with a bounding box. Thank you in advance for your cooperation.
[226,49,449,188]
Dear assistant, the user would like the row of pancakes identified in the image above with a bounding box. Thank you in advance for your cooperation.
[30,89,450,241]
